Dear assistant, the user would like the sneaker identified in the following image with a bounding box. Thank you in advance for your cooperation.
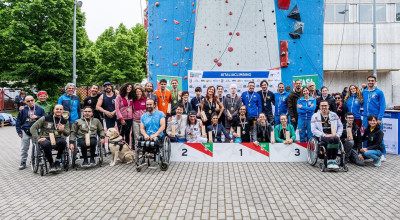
[19,162,26,170]
[90,158,96,165]
[82,160,89,167]
[327,160,339,169]
[374,157,382,167]
[381,155,386,162]
[49,164,56,173]
[54,161,61,170]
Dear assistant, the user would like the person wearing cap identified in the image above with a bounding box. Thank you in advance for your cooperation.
[83,84,101,120]
[96,82,118,129]
[166,104,187,142]
[170,79,182,116]
[186,110,207,143]
[58,83,81,123]
[16,96,46,169]
[36,91,52,115]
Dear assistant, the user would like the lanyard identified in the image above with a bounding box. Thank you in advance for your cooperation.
[262,91,268,102]
[84,117,92,133]
[230,95,236,106]
[176,117,182,130]
[172,89,179,100]
[29,105,36,116]
[160,90,166,103]
[240,116,246,131]
[207,99,213,110]
[183,101,188,113]
[212,124,219,136]
[246,92,254,104]
[53,116,61,130]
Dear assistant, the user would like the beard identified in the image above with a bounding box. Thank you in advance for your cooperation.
[146,107,153,112]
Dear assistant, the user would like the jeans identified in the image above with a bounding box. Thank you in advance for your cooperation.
[343,140,365,166]
[362,149,382,161]
[77,137,97,160]
[362,117,386,156]
[105,116,120,129]
[20,131,33,163]
[298,117,312,142]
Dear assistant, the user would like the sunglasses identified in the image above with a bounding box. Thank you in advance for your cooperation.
[26,100,34,102]
[335,97,341,100]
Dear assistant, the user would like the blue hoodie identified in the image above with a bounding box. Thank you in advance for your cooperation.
[58,94,81,123]
[274,91,289,116]
[241,91,262,118]
[346,94,362,119]
[297,97,316,120]
[362,88,385,120]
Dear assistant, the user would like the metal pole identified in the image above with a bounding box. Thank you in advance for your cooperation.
[372,0,377,78]
[73,0,77,86]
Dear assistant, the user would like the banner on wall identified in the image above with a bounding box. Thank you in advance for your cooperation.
[156,75,183,91]
[292,75,319,89]
[188,70,282,99]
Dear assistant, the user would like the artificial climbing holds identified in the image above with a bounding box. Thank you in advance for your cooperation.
[229,32,232,35]
[176,37,181,41]
[185,47,190,51]
[236,32,240,36]
[229,11,233,15]
[228,47,233,52]
[217,62,222,67]
[173,63,178,66]
[214,58,218,63]
[174,20,180,24]
[155,2,159,6]
[287,5,301,21]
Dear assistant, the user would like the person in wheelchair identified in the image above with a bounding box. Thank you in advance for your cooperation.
[340,112,364,166]
[252,112,273,145]
[140,99,166,143]
[69,106,105,167]
[311,100,343,169]
[30,105,70,172]
[166,104,187,142]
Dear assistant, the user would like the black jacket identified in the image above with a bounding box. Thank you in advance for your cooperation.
[287,89,301,120]
[340,122,362,152]
[362,125,384,152]
[315,94,336,113]
[336,102,348,125]
[252,122,273,143]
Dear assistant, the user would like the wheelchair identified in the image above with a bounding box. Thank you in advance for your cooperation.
[135,134,171,172]
[71,136,104,169]
[31,139,70,176]
[307,136,348,172]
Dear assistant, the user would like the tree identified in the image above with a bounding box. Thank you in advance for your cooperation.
[91,23,147,86]
[0,0,89,98]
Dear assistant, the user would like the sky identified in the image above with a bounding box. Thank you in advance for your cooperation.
[81,0,147,42]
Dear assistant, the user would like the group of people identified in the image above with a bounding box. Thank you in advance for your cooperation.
[15,75,386,171]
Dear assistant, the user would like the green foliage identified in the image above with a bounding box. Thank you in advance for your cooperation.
[90,23,147,86]
[0,1,147,93]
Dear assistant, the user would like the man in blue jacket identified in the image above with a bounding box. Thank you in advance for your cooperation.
[16,96,46,169]
[274,83,289,125]
[58,83,81,124]
[362,75,386,159]
[241,81,262,120]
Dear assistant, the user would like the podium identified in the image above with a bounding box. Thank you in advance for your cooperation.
[170,143,308,162]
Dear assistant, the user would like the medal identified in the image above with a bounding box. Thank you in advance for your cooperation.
[174,100,177,104]
[264,103,266,106]
[231,107,234,111]
[178,131,181,135]
[242,131,246,134]
[54,131,59,136]
[214,139,217,142]
[209,110,212,113]
[263,138,265,142]
[162,102,166,106]
[248,104,251,107]
[127,108,130,112]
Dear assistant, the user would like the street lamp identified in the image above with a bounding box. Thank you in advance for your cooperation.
[73,0,83,87]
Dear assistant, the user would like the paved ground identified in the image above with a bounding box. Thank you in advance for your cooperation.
[0,126,399,220]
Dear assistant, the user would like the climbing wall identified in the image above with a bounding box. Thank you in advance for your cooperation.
[146,0,324,90]
[192,0,280,70]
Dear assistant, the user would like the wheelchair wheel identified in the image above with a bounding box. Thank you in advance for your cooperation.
[40,165,44,176]
[72,147,78,169]
[162,136,171,163]
[98,142,103,167]
[31,143,39,173]
[341,164,348,172]
[307,137,319,166]
[160,162,169,171]
[63,148,70,172]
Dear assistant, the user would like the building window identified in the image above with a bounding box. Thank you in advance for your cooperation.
[359,4,386,23]
[396,3,400,21]
[325,4,349,23]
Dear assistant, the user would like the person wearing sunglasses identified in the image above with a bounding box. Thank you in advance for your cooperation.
[334,93,348,125]
[15,96,46,170]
